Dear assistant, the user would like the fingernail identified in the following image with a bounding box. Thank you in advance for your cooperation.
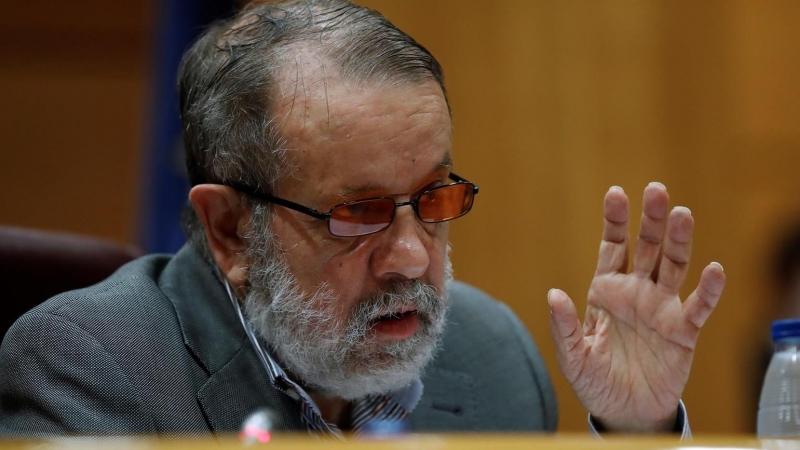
[711,261,724,272]
[648,181,666,190]
[547,288,555,312]
[673,206,692,215]
[609,186,624,193]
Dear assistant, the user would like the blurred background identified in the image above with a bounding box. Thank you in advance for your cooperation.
[2,0,800,434]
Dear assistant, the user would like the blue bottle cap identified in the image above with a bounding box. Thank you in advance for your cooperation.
[772,319,800,342]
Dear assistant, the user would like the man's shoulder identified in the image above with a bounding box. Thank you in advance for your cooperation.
[447,280,504,309]
[446,280,524,341]
[1,249,198,389]
[414,280,558,432]
[0,250,214,436]
[22,253,174,324]
[5,253,183,351]
[443,281,546,370]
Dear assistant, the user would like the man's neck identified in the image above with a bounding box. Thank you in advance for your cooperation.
[309,392,351,429]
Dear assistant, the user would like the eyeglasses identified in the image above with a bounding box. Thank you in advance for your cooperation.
[223,173,479,237]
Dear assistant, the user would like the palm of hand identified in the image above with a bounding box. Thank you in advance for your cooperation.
[548,184,726,432]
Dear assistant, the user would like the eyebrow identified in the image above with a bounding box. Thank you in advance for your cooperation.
[335,153,453,200]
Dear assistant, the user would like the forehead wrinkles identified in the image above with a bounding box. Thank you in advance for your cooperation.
[270,44,449,138]
[275,78,450,166]
[267,46,452,189]
[272,45,331,124]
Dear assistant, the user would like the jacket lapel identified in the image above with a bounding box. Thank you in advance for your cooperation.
[196,345,304,432]
[409,366,477,431]
[159,245,304,432]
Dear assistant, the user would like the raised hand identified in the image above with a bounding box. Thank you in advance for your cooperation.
[548,183,726,432]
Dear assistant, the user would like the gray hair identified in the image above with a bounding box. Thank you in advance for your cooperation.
[178,0,448,265]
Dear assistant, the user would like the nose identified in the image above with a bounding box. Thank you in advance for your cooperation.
[369,205,430,281]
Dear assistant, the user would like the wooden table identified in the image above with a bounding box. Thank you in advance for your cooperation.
[2,434,793,450]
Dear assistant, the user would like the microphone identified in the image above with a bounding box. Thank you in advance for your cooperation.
[240,408,279,445]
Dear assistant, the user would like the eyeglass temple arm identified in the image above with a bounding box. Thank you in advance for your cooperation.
[449,172,479,195]
[223,181,331,220]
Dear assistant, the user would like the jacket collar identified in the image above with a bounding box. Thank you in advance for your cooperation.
[159,245,243,374]
[159,245,303,432]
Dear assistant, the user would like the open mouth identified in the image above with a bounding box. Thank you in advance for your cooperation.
[372,309,418,323]
[370,303,418,324]
[368,306,420,339]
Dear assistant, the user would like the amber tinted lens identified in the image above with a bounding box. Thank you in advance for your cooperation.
[417,183,474,222]
[329,198,396,237]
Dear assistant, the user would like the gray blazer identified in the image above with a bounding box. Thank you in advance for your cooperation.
[0,245,557,436]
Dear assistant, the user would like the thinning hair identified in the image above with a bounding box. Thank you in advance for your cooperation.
[178,0,448,265]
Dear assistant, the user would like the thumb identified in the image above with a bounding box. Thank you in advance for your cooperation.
[548,288,586,382]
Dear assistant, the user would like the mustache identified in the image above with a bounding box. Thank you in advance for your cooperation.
[342,279,445,343]
[358,280,442,318]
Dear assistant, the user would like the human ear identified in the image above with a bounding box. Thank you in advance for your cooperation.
[189,184,252,289]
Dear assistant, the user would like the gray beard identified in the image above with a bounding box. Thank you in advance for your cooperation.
[241,215,452,400]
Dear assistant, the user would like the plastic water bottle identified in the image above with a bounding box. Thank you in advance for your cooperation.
[758,319,800,438]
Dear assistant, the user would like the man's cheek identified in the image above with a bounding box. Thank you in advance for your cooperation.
[426,246,448,286]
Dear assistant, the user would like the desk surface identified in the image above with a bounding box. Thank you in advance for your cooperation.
[3,434,792,450]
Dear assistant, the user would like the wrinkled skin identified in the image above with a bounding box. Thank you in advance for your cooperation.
[548,184,726,432]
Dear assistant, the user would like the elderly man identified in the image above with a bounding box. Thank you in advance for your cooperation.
[0,0,725,437]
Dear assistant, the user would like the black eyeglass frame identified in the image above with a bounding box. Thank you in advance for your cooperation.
[221,173,479,236]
